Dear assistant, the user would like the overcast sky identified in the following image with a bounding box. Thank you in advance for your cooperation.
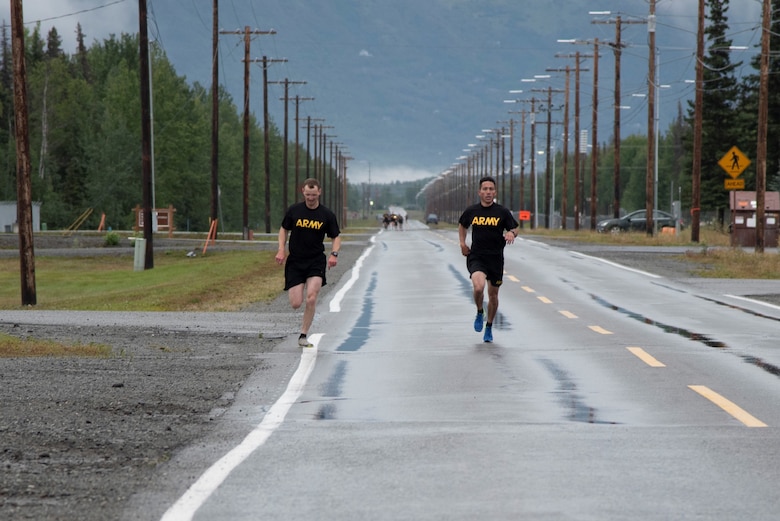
[2,0,763,54]
[0,0,767,184]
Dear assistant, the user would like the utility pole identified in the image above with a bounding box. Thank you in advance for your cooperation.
[507,119,515,210]
[520,110,526,226]
[506,104,528,223]
[593,13,647,220]
[261,56,288,233]
[556,46,591,230]
[11,0,35,304]
[328,138,340,209]
[530,98,538,229]
[269,78,307,211]
[313,123,322,179]
[562,67,570,229]
[691,0,704,243]
[220,27,276,239]
[532,86,563,228]
[320,127,334,201]
[314,124,333,197]
[304,117,324,180]
[340,152,353,228]
[139,0,154,268]
[755,0,771,252]
[547,65,572,229]
[210,0,219,238]
[590,38,600,231]
[331,143,342,220]
[646,3,657,236]
[292,96,314,198]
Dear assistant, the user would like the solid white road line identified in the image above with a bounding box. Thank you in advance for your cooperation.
[160,334,322,521]
[329,239,375,312]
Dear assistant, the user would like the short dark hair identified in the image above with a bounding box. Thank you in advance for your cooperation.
[302,178,320,189]
[479,176,496,188]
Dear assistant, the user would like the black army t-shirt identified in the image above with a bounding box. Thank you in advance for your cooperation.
[458,202,518,255]
[281,202,340,259]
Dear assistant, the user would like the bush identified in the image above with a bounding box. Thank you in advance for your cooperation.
[104,231,121,247]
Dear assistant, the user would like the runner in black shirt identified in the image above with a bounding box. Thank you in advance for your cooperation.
[276,178,341,347]
[458,176,519,343]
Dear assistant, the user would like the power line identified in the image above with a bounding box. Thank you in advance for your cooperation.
[3,0,128,27]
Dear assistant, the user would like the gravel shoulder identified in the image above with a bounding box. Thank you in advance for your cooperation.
[1,230,779,520]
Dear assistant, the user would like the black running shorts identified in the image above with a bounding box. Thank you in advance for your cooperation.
[284,254,327,290]
[466,254,504,287]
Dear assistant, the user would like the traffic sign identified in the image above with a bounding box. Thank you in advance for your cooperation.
[724,178,745,190]
[718,146,750,178]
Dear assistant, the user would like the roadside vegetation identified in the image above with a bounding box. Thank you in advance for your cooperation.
[0,332,110,357]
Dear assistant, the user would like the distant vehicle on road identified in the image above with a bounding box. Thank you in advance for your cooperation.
[426,213,439,225]
[596,209,681,233]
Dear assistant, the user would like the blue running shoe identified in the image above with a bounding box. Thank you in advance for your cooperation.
[474,311,484,332]
[483,325,493,343]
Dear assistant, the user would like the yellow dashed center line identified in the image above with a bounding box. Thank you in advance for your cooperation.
[688,385,767,427]
[627,347,666,367]
[504,273,765,428]
[588,325,613,335]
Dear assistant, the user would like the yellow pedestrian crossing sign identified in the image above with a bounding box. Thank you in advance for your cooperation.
[718,146,750,179]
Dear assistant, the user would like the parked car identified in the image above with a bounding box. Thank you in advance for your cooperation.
[426,213,439,225]
[596,209,681,233]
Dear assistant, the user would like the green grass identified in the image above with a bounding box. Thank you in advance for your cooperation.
[0,250,285,356]
[0,250,283,311]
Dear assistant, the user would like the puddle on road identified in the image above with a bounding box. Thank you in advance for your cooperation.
[539,358,617,424]
[335,272,377,353]
[449,263,510,328]
[313,273,377,419]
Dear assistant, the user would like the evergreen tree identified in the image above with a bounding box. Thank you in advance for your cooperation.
[75,23,90,82]
[45,27,63,59]
[741,0,780,192]
[686,0,742,216]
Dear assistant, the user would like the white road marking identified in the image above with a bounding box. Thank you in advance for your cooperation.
[329,239,375,312]
[160,334,322,521]
[568,251,663,279]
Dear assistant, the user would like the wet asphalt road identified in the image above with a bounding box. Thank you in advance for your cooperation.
[101,223,780,521]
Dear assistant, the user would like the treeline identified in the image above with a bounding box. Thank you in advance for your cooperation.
[0,23,337,233]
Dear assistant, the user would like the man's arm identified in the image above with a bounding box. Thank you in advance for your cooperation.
[275,227,288,265]
[458,224,470,256]
[327,235,342,268]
